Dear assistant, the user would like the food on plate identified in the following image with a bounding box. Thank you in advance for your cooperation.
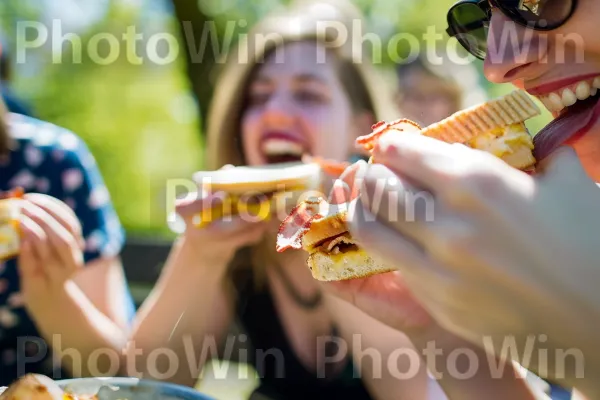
[0,188,23,261]
[276,197,395,281]
[191,162,323,228]
[0,374,65,400]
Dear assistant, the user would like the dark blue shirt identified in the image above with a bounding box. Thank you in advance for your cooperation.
[0,113,130,385]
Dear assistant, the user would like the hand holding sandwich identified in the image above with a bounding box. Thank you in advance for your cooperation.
[175,191,269,268]
[335,134,600,396]
[16,193,85,314]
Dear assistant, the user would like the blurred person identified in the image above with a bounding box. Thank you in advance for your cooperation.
[394,55,486,127]
[0,97,134,384]
[128,1,540,399]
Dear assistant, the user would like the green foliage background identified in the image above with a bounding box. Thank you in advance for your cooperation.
[0,0,552,238]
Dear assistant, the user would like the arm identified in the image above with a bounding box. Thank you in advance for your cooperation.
[18,130,133,377]
[126,236,235,386]
[407,325,544,400]
[25,266,128,377]
[17,196,130,377]
[326,296,435,400]
[72,256,131,330]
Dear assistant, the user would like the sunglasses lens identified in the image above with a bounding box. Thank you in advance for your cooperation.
[509,0,574,29]
[449,3,489,59]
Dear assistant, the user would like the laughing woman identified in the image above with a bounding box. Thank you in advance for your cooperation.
[324,0,600,399]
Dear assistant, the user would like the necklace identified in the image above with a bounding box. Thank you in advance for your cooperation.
[272,262,323,310]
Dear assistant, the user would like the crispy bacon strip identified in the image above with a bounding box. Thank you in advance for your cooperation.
[356,118,422,152]
[276,197,328,252]
[0,187,24,200]
[278,119,424,254]
[302,154,350,178]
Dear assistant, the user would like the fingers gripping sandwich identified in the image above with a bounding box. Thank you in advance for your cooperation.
[276,197,396,281]
[0,188,22,261]
[276,90,541,282]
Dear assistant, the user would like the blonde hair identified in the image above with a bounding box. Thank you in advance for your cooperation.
[204,0,397,286]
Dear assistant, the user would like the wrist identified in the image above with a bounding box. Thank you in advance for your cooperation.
[177,235,232,272]
[25,282,70,317]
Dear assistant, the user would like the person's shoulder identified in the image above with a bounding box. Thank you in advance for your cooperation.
[7,113,89,156]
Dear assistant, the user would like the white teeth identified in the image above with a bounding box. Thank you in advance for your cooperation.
[262,139,304,156]
[575,81,591,100]
[548,93,565,112]
[561,88,577,107]
[537,76,600,114]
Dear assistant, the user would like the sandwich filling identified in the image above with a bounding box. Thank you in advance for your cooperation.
[468,123,534,158]
[196,183,310,228]
[306,232,359,256]
[0,221,20,257]
[0,198,21,260]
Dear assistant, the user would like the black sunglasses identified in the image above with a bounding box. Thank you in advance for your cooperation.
[446,0,577,60]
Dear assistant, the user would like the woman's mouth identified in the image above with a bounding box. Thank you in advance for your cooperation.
[260,133,309,164]
[530,75,600,161]
[535,76,600,114]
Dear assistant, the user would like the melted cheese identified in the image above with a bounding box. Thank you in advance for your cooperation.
[327,249,368,265]
[0,223,19,259]
[192,184,310,228]
[468,123,533,157]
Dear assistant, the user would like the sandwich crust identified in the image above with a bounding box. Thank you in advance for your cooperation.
[307,250,395,281]
[419,90,541,144]
[193,162,322,195]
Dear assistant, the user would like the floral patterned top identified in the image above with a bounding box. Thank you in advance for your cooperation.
[0,113,130,385]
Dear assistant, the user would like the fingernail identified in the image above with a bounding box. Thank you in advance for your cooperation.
[375,132,398,156]
[354,159,368,180]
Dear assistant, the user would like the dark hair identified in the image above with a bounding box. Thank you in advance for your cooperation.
[0,99,11,156]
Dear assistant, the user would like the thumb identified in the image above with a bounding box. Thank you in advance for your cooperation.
[538,146,591,184]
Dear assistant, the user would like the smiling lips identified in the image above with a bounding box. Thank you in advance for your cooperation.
[534,76,600,114]
[528,74,600,161]
[260,133,308,164]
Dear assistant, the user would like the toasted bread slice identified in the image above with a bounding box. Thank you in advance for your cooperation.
[307,249,395,281]
[0,374,64,400]
[419,90,540,144]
